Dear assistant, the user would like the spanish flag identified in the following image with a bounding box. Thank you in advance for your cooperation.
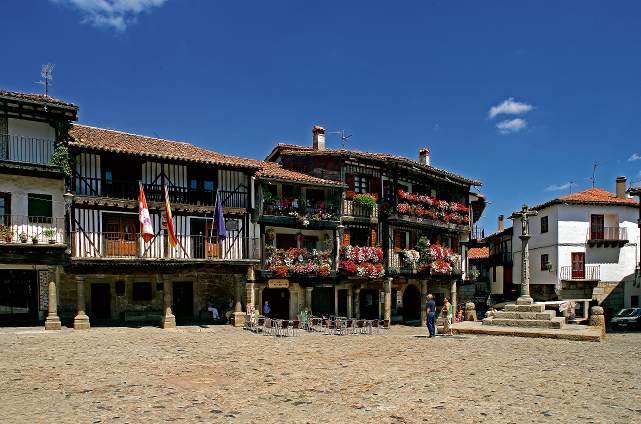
[164,184,178,248]
[138,182,154,242]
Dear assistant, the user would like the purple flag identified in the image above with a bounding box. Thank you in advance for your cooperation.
[214,190,226,242]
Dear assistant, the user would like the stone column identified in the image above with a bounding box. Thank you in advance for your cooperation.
[231,278,244,327]
[245,267,256,312]
[517,233,533,305]
[384,277,392,322]
[160,274,176,329]
[354,288,361,319]
[45,280,61,330]
[73,276,90,330]
[450,279,457,312]
[305,287,313,312]
[347,288,353,318]
[590,306,606,339]
[420,280,427,327]
[258,286,264,314]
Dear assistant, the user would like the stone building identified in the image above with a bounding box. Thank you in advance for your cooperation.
[0,91,78,325]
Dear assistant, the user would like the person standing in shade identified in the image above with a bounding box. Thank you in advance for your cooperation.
[426,294,436,338]
[442,297,454,336]
[263,300,271,317]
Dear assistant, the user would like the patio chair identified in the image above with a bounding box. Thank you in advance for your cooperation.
[324,319,336,335]
[356,319,366,334]
[370,319,380,334]
[310,317,322,333]
[291,320,301,336]
[380,319,390,332]
[263,318,273,336]
[279,320,289,337]
[255,316,265,333]
[345,319,355,335]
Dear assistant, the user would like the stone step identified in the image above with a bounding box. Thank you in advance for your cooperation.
[504,304,546,313]
[482,317,565,329]
[493,310,557,320]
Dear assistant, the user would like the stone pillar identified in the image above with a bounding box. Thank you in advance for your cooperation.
[161,274,176,329]
[44,280,61,330]
[258,286,264,314]
[305,287,313,311]
[73,275,90,330]
[590,306,606,339]
[384,277,392,322]
[231,278,245,327]
[347,288,353,318]
[517,234,533,305]
[354,288,361,319]
[420,281,427,327]
[245,267,256,312]
[464,302,477,322]
[450,279,457,312]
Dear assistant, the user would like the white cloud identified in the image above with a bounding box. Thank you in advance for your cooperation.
[52,0,168,31]
[545,182,571,192]
[628,153,641,162]
[496,118,527,135]
[488,98,533,119]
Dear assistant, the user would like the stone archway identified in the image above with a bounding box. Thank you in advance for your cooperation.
[262,288,290,319]
[402,284,421,322]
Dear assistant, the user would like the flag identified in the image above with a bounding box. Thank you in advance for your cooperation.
[164,185,178,248]
[214,190,226,242]
[138,182,154,242]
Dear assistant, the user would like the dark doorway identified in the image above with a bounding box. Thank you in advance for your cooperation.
[359,289,379,319]
[337,289,348,317]
[0,269,38,323]
[262,288,290,319]
[173,281,194,321]
[402,284,421,322]
[91,283,111,320]
[312,287,335,317]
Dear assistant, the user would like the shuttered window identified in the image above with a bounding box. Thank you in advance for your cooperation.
[370,228,377,247]
[28,193,52,223]
[342,227,350,246]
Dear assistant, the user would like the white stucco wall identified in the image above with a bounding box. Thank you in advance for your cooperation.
[0,174,65,218]
[7,118,55,141]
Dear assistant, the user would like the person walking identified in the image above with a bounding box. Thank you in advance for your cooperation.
[263,300,271,317]
[426,294,436,337]
[442,297,454,336]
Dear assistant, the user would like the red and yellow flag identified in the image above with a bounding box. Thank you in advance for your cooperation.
[138,183,154,242]
[164,185,178,248]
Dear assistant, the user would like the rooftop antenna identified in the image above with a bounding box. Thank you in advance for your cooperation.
[568,180,576,193]
[36,63,54,98]
[327,129,352,148]
[589,161,598,188]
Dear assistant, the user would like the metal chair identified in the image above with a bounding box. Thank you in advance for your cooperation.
[255,316,265,333]
[263,318,273,336]
[279,320,289,337]
[370,319,380,334]
[380,319,390,332]
[356,319,366,334]
[290,320,301,336]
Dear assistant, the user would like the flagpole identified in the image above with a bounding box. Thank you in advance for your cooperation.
[164,183,190,258]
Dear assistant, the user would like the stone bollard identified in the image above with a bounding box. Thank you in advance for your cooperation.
[590,306,606,339]
[464,302,477,322]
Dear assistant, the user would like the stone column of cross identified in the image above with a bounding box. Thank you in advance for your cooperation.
[510,204,538,305]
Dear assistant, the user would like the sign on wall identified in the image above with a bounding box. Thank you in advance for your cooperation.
[267,279,289,289]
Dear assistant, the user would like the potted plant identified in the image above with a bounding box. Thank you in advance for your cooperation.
[19,232,28,243]
[43,228,57,244]
[265,228,275,241]
[353,193,377,209]
[32,236,39,244]
[0,225,12,242]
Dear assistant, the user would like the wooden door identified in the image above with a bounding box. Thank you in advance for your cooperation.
[590,215,604,240]
[91,283,111,320]
[105,215,138,257]
[571,252,585,279]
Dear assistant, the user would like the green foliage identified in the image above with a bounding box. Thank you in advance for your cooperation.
[352,193,377,209]
[49,143,73,178]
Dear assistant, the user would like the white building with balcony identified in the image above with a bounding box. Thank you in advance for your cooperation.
[512,177,640,316]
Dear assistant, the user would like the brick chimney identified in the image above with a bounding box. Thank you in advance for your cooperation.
[616,176,627,199]
[498,215,505,232]
[312,125,326,151]
[419,147,430,166]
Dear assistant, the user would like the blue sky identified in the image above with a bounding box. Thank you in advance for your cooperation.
[2,1,641,232]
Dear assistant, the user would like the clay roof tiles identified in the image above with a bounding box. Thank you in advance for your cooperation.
[256,163,343,187]
[468,247,489,259]
[534,187,638,210]
[0,90,78,109]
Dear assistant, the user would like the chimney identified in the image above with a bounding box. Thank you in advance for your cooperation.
[312,125,326,150]
[616,176,627,199]
[498,215,505,232]
[419,147,430,166]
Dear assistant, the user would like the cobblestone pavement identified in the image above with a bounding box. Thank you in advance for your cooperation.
[0,325,640,423]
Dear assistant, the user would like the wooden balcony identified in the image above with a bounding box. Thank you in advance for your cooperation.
[0,133,55,166]
[0,215,65,244]
[387,250,462,277]
[560,265,600,281]
[341,199,378,223]
[587,226,628,247]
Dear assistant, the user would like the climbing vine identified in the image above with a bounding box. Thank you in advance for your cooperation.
[50,120,73,179]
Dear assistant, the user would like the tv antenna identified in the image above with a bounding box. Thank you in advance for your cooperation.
[35,63,54,98]
[568,180,576,193]
[588,161,598,188]
[327,129,352,148]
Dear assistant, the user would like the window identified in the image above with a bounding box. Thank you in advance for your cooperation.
[354,175,369,194]
[590,215,604,240]
[350,228,370,246]
[132,282,153,301]
[276,233,298,249]
[303,236,319,251]
[27,193,52,223]
[282,184,299,198]
[540,254,549,271]
[631,296,639,308]
[541,216,548,233]
[0,192,10,225]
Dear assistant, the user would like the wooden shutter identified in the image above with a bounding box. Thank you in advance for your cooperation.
[370,228,377,247]
[345,174,355,191]
[393,230,401,253]
[371,176,380,199]
[410,231,416,249]
[342,227,350,246]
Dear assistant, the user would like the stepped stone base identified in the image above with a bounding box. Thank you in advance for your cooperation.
[483,302,566,330]
[454,321,602,342]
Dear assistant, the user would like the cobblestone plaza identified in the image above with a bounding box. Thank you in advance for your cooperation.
[1,326,639,423]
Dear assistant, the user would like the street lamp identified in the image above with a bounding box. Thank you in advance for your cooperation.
[63,191,73,255]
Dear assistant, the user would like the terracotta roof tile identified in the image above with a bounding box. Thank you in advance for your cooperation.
[268,143,481,186]
[256,163,343,187]
[0,90,78,109]
[468,247,489,259]
[69,124,262,169]
[535,187,638,210]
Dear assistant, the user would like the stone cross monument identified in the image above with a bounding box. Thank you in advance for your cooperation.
[510,204,538,305]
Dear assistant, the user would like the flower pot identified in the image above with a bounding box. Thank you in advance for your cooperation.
[48,239,56,244]
[32,239,38,245]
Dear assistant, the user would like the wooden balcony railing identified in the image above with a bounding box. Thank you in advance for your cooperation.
[387,251,462,276]
[560,265,600,281]
[0,133,55,166]
[342,199,378,220]
[589,226,628,242]
[0,215,65,244]
[71,232,259,260]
